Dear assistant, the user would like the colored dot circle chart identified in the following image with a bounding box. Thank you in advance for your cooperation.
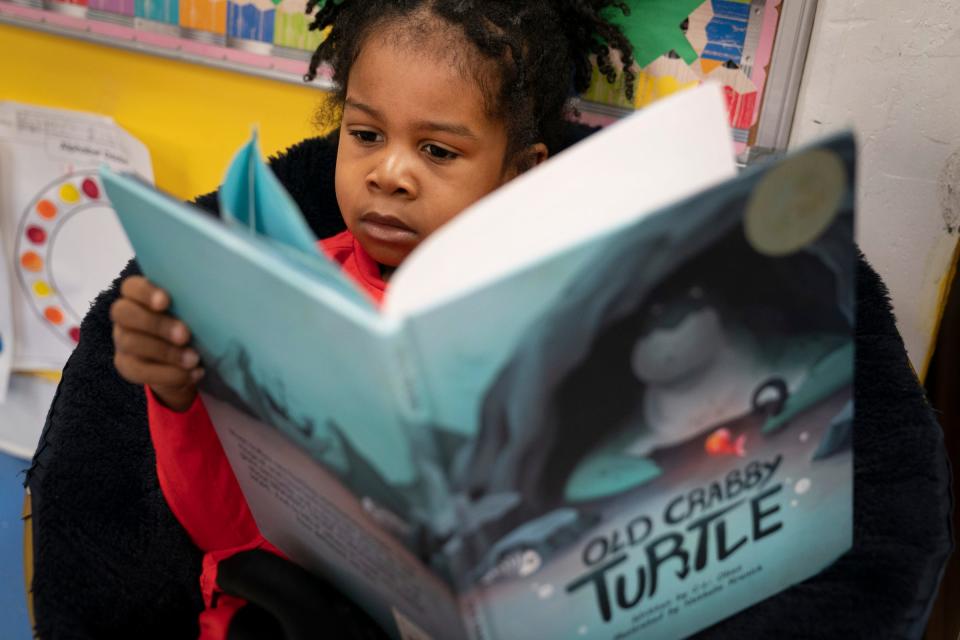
[14,173,107,346]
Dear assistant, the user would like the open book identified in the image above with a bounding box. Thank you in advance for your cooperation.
[101,85,855,640]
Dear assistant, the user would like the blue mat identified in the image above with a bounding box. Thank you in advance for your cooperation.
[0,451,32,640]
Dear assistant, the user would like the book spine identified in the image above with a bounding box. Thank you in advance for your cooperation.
[388,323,453,508]
[389,327,498,639]
[389,335,430,426]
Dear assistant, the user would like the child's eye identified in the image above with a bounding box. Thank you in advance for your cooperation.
[350,130,382,144]
[422,144,459,161]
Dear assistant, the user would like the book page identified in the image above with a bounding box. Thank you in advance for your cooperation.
[384,84,737,319]
[206,394,468,640]
[219,131,323,257]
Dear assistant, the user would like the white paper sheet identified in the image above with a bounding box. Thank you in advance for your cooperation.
[0,373,58,459]
[0,102,153,371]
[0,236,12,402]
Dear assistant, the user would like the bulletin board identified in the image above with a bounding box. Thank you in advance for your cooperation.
[577,0,820,165]
[0,0,819,166]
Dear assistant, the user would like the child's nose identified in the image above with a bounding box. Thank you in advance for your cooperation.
[367,149,417,198]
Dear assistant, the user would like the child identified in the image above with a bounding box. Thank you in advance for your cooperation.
[109,0,640,636]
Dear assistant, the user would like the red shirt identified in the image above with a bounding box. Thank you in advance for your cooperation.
[320,228,387,305]
[147,230,385,638]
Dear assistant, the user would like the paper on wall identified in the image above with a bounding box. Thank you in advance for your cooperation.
[0,102,153,372]
[0,372,59,459]
[0,236,12,401]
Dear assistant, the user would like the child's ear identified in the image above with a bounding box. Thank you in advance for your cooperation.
[506,143,549,179]
[527,142,549,168]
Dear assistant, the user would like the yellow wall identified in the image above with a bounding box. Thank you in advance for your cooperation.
[0,22,332,200]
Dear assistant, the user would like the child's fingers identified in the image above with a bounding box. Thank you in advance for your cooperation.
[114,352,203,388]
[110,298,191,345]
[113,325,200,370]
[120,275,170,312]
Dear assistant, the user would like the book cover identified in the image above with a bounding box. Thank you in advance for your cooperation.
[102,85,854,639]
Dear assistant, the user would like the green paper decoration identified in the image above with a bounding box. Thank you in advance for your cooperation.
[604,0,705,68]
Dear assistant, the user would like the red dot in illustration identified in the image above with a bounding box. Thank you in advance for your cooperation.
[20,251,43,272]
[37,200,57,220]
[69,327,81,343]
[82,178,100,199]
[44,307,65,325]
[26,226,47,245]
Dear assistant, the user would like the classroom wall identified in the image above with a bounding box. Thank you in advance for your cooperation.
[5,8,958,375]
[789,0,960,376]
[0,23,332,200]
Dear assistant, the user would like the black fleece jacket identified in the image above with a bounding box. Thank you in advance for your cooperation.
[25,131,953,639]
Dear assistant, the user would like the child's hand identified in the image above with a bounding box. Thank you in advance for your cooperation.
[110,276,204,412]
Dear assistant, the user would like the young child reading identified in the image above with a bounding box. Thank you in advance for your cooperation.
[25,2,953,639]
[108,1,640,636]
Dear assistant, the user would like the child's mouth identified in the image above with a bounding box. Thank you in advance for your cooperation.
[359,212,417,244]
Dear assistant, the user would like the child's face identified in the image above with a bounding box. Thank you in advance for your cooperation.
[335,34,540,268]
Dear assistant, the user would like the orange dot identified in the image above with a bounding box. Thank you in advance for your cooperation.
[44,307,64,325]
[20,251,43,272]
[37,200,57,219]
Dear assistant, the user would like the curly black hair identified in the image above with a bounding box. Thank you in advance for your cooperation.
[302,0,637,162]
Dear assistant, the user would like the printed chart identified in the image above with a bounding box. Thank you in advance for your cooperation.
[0,102,152,458]
[13,171,107,349]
